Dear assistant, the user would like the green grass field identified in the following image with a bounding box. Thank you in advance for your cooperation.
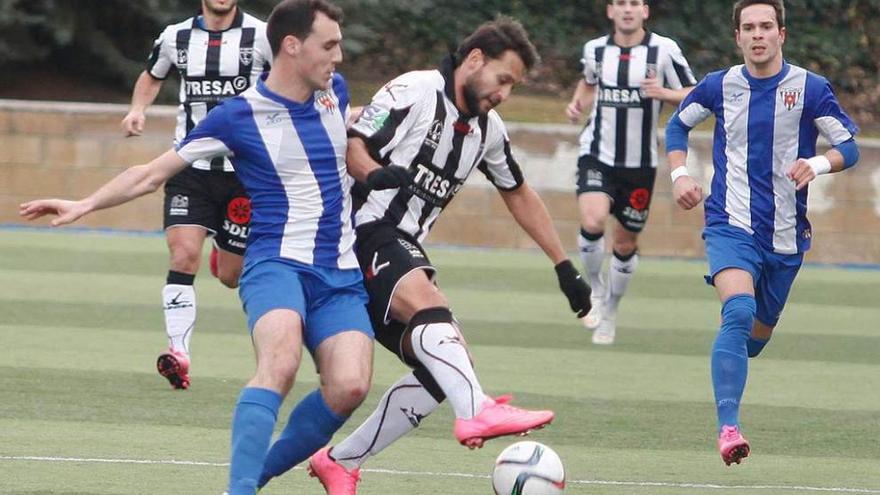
[1,229,878,495]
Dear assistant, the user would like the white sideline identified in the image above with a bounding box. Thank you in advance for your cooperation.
[2,455,880,493]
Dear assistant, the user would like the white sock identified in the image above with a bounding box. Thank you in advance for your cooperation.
[162,284,195,355]
[411,317,486,419]
[330,372,441,471]
[607,252,638,316]
[577,232,606,300]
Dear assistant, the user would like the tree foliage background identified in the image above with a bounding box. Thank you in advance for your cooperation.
[1,0,877,123]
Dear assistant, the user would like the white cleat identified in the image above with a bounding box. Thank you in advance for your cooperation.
[591,315,616,345]
[581,294,604,330]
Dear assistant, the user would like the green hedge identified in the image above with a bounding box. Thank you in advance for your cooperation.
[2,0,876,115]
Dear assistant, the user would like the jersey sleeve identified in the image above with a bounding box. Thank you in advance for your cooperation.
[674,73,718,129]
[580,41,599,85]
[662,40,697,89]
[176,101,235,163]
[146,26,175,80]
[348,76,427,161]
[810,77,859,145]
[253,25,272,79]
[477,115,524,191]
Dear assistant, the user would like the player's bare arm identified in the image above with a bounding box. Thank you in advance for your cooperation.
[668,149,703,210]
[566,79,596,123]
[121,71,163,137]
[498,184,567,264]
[19,149,188,226]
[499,184,592,317]
[346,136,410,190]
[640,77,694,105]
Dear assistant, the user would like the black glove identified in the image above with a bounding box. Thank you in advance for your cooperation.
[366,165,411,190]
[554,259,592,318]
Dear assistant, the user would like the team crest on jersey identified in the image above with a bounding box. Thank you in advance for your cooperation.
[176,48,188,67]
[780,87,801,111]
[315,90,337,113]
[424,120,443,149]
[645,63,657,79]
[239,47,254,66]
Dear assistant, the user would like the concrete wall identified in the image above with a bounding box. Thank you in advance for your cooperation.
[2,99,878,263]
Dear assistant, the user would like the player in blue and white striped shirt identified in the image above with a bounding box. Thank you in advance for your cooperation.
[665,0,859,466]
[20,1,372,493]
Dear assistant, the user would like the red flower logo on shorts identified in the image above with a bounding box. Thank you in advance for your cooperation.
[227,197,252,224]
[629,188,650,211]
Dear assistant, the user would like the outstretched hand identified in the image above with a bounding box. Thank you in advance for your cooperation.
[554,259,592,318]
[19,199,88,227]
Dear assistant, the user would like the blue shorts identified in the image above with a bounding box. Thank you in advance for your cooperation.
[703,224,803,327]
[238,258,373,354]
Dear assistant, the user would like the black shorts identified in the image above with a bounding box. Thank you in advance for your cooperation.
[355,222,436,363]
[163,167,250,255]
[576,155,656,233]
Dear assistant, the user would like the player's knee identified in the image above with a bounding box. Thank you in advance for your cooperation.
[254,359,299,394]
[168,246,201,273]
[720,294,756,333]
[218,269,241,288]
[324,377,370,414]
[580,216,605,235]
[612,240,637,257]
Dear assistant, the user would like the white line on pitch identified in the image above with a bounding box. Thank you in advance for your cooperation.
[2,455,879,494]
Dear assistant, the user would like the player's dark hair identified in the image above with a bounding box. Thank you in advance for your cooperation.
[267,0,343,56]
[455,16,540,71]
[733,0,785,30]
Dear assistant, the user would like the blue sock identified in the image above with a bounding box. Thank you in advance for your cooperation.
[228,387,283,495]
[259,388,347,488]
[711,294,755,431]
[747,336,770,357]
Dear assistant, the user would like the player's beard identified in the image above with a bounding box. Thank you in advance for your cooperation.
[462,74,493,117]
[203,0,236,16]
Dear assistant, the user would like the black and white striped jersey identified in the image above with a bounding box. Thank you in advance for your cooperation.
[349,58,524,243]
[146,9,271,172]
[579,31,696,169]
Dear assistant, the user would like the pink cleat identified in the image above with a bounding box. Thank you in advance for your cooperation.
[308,447,360,495]
[209,245,219,278]
[718,425,750,465]
[156,348,190,390]
[453,395,554,449]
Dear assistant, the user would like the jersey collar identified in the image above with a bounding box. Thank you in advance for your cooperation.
[193,7,244,32]
[607,30,652,48]
[741,60,791,88]
[256,72,317,111]
[439,55,458,104]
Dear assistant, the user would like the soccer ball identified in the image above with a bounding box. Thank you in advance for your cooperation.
[491,441,565,495]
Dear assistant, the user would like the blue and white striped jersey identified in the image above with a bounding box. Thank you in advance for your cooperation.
[176,73,358,269]
[673,61,858,254]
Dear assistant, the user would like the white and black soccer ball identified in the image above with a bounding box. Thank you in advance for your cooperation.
[492,441,565,495]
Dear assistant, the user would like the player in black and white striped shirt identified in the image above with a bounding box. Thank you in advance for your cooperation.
[302,18,592,489]
[120,0,270,389]
[566,0,696,345]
